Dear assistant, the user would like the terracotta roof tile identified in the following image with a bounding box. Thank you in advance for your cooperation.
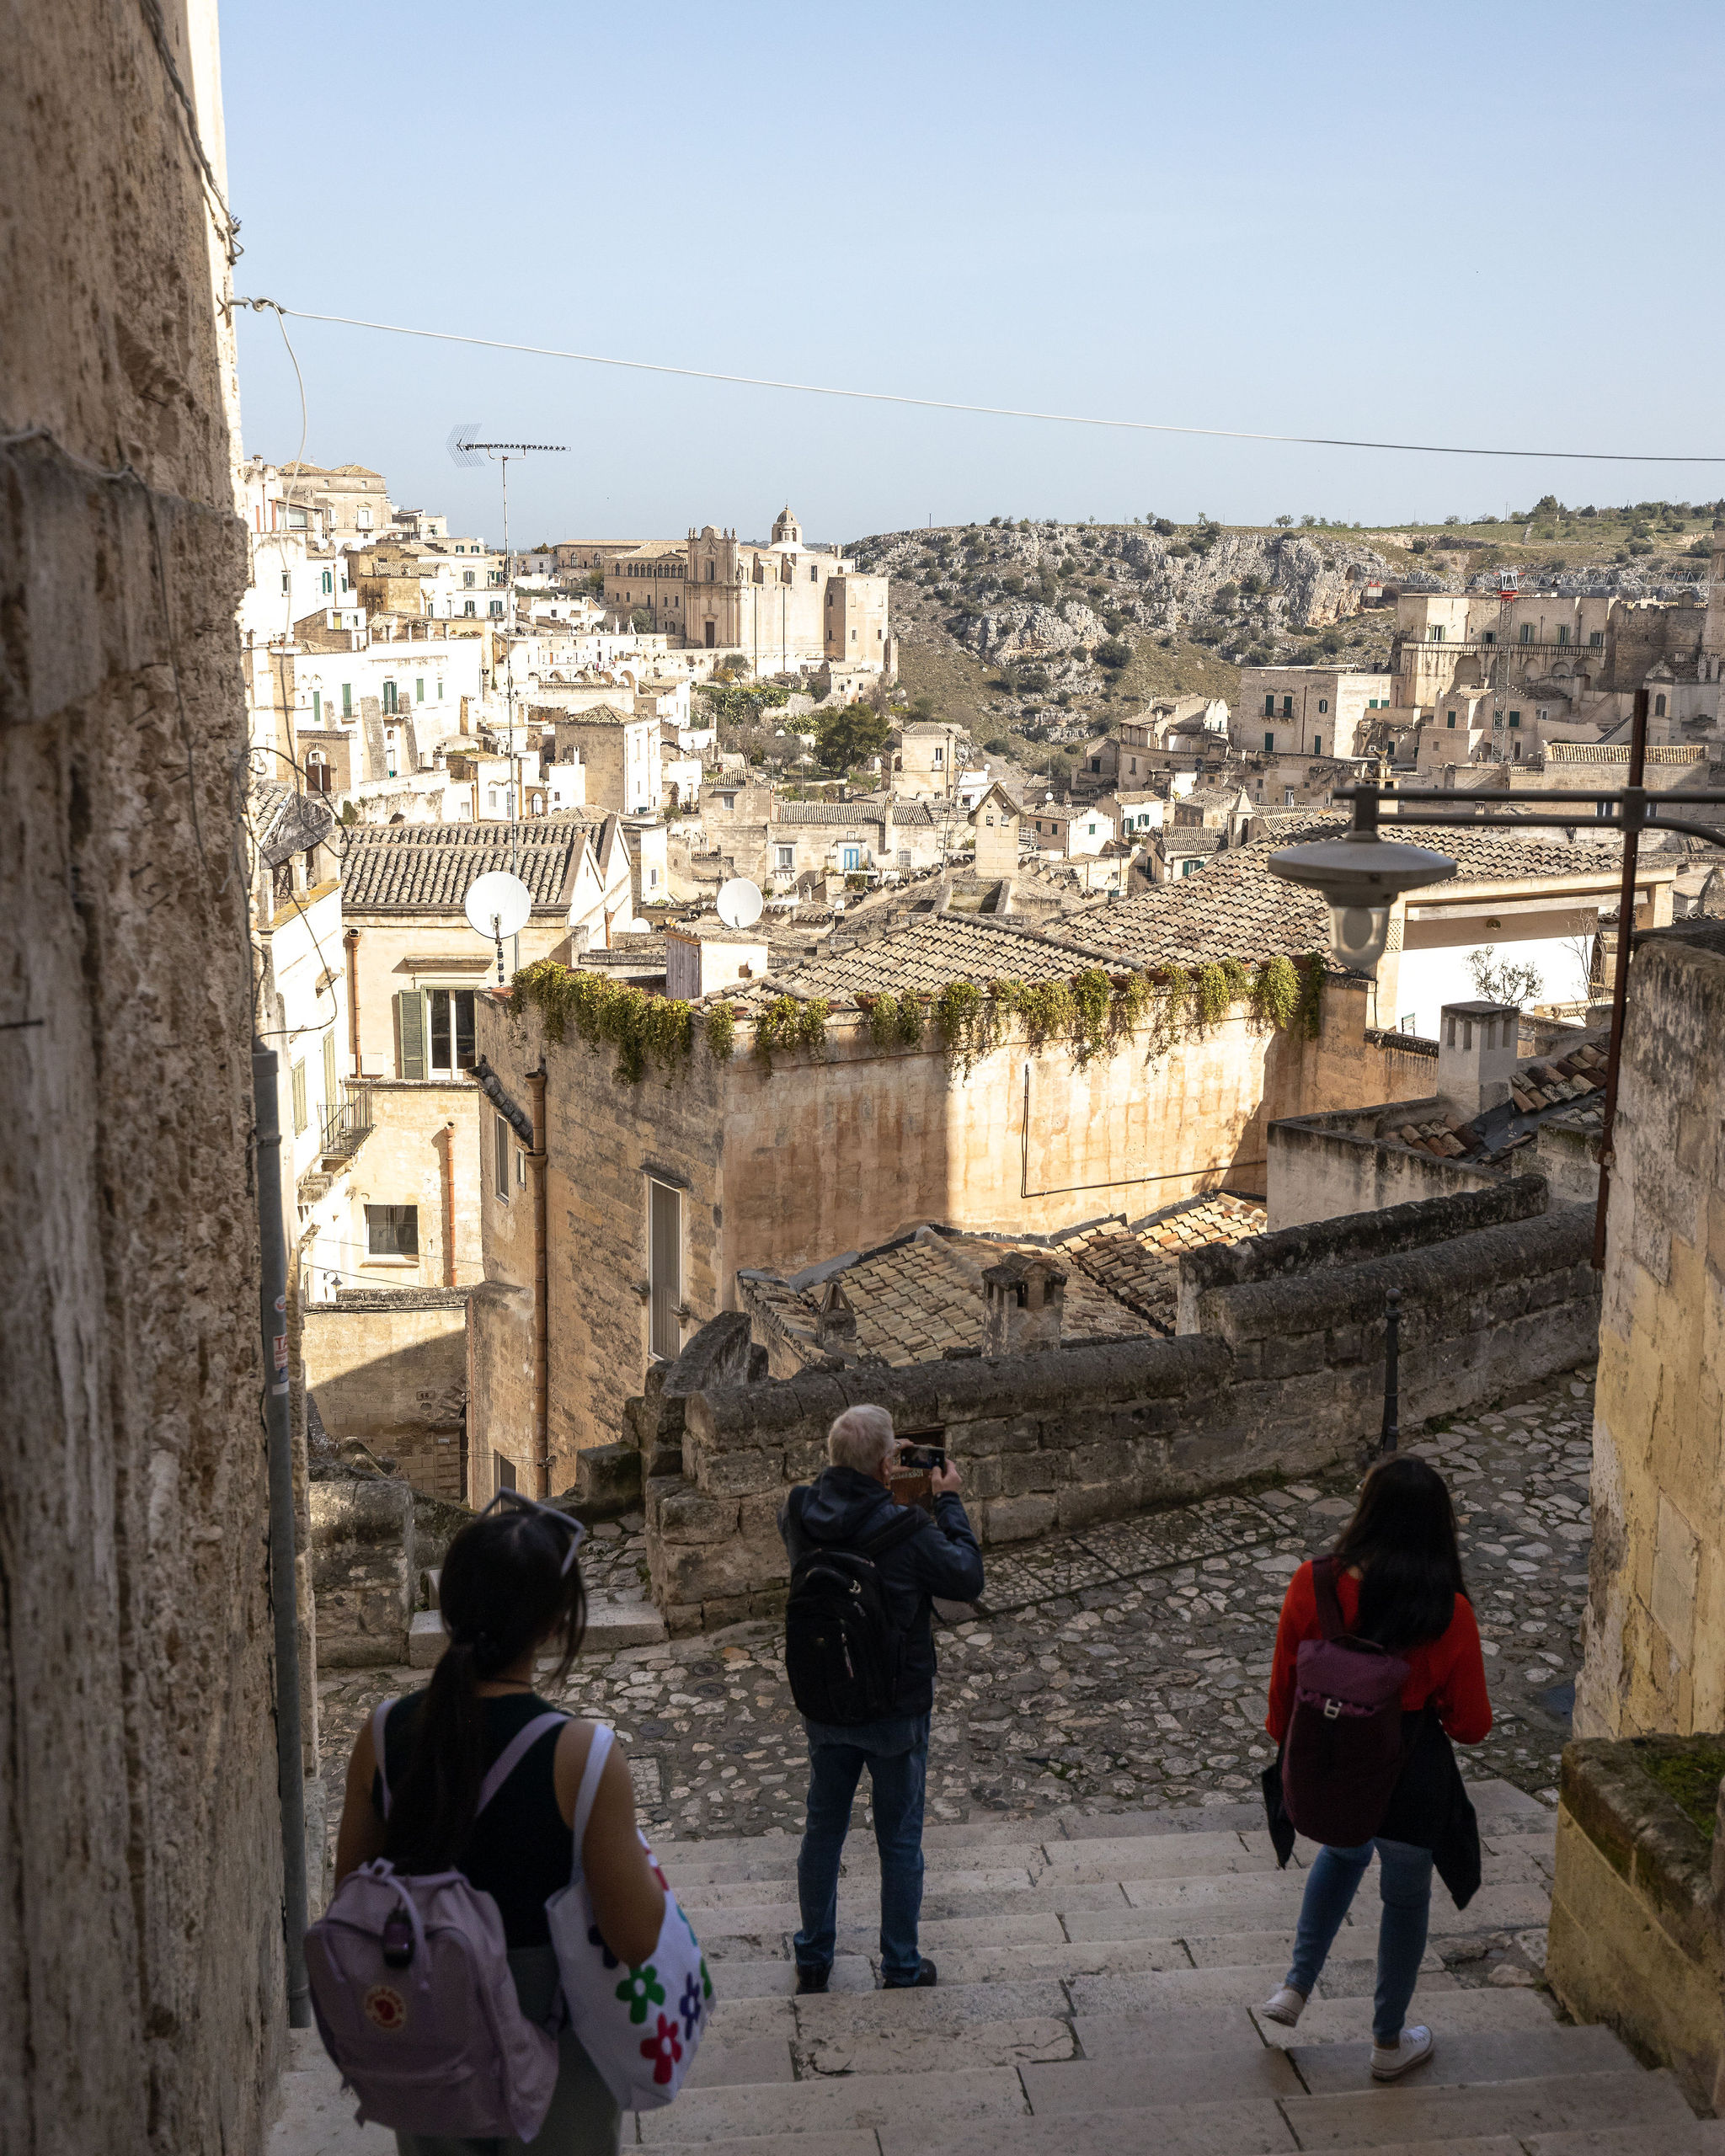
[342,816,595,911]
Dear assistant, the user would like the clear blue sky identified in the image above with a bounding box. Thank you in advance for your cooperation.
[222,1,1722,545]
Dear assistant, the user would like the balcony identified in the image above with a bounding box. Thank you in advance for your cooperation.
[320,1082,374,1166]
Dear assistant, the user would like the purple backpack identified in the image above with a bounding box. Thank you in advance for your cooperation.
[1280,1559,1411,1848]
[303,1700,566,2143]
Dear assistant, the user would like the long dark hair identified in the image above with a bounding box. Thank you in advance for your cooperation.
[1330,1455,1468,1651]
[385,1500,586,1872]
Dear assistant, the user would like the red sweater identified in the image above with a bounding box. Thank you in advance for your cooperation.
[1264,1561,1493,1748]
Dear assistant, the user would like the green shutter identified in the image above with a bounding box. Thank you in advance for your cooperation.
[396,990,426,1080]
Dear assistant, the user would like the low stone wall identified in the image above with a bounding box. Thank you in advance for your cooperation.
[303,1289,471,1500]
[307,1476,476,1668]
[645,1192,1599,1633]
[1267,1099,1502,1230]
[1548,1736,1725,2115]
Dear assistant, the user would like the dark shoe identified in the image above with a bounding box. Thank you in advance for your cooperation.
[795,1963,830,1994]
[882,1958,937,1989]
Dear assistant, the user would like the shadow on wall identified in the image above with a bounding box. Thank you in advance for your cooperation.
[303,1294,471,1500]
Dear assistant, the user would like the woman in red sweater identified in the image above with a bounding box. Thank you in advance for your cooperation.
[1260,1456,1491,2083]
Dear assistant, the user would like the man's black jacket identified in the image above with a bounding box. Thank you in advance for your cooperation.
[779,1465,985,1718]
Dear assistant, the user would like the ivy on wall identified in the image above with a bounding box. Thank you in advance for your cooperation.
[510,951,1323,1089]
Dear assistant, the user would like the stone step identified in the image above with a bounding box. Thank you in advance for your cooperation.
[1066,1962,1450,2017]
[876,2096,1295,2156]
[800,2015,1076,2075]
[1278,2068,1695,2149]
[585,1593,669,1653]
[1020,2045,1305,2109]
[636,2063,1028,2143]
[1525,2129,1725,2156]
[1284,2023,1637,2095]
[1247,1987,1557,2047]
[790,1977,1071,2033]
[686,2036,797,2089]
[685,1878,1136,1929]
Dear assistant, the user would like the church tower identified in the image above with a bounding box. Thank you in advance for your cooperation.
[771,504,801,548]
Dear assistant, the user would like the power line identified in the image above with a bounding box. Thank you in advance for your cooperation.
[230,297,1725,466]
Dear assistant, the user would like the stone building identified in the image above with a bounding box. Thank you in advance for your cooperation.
[543,701,661,814]
[1233,665,1405,761]
[678,508,893,677]
[469,889,1446,1480]
[6,0,290,2145]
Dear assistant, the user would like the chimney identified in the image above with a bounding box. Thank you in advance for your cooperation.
[982,1252,1067,1356]
[814,1277,857,1353]
[1438,999,1520,1116]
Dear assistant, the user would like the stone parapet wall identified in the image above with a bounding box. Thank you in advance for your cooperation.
[303,1290,470,1499]
[646,1193,1599,1633]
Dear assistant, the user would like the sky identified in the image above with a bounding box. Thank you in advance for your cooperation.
[221,1,1725,547]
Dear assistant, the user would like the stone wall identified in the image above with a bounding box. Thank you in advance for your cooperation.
[2,3,286,2150]
[303,1289,471,1499]
[1547,1736,1725,2115]
[474,973,1437,1475]
[1266,1097,1500,1230]
[646,1192,1599,1632]
[1578,924,1725,1740]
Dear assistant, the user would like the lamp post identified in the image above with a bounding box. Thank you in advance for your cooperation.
[1268,690,1725,1273]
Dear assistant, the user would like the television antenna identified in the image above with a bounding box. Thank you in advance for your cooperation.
[448,425,567,881]
[716,877,765,930]
[464,870,533,985]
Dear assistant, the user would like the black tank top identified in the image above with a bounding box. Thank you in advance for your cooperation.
[371,1691,577,1948]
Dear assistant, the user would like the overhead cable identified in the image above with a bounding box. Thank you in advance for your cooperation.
[230,298,1725,465]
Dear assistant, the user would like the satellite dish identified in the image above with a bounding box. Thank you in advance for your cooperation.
[717,877,764,930]
[464,871,533,942]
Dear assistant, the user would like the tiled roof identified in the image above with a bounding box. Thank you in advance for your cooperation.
[775,801,889,827]
[767,913,1103,1000]
[251,779,337,867]
[1261,811,1634,887]
[341,817,591,911]
[555,702,636,727]
[1056,1195,1268,1333]
[1508,1034,1610,1115]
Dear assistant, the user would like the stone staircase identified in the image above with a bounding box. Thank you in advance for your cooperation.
[270,1778,1714,2156]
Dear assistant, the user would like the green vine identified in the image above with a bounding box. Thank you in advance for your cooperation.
[704,1004,737,1063]
[510,960,692,1085]
[859,991,926,1050]
[1251,954,1300,1033]
[1295,955,1326,1040]
[753,994,830,1072]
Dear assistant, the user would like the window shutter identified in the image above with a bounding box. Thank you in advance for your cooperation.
[396,990,426,1080]
[323,1027,337,1116]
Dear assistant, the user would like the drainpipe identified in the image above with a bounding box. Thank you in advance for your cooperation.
[343,927,360,1078]
[527,1064,550,1497]
[253,1040,311,2028]
[438,1119,458,1288]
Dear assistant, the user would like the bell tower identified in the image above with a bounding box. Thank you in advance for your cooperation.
[771,504,801,548]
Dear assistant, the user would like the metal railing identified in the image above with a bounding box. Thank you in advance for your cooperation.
[320,1081,373,1161]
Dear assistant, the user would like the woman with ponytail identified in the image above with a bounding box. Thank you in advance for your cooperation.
[334,1492,665,2155]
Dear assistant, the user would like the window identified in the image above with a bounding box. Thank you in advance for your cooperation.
[366,1203,419,1257]
[464,600,476,616]
[428,988,477,1074]
[1654,692,1668,717]
[437,680,445,699]
[382,680,398,714]
[1557,625,1570,647]
[415,677,425,703]
[1263,731,1275,752]
[291,1059,308,1134]
[494,1450,517,1492]
[516,1147,526,1187]
[1519,623,1533,644]
[312,690,322,723]
[1512,739,1522,760]
[341,683,353,717]
[840,845,862,872]
[932,746,943,764]
[1482,630,1496,647]
[321,569,333,595]
[1317,699,1328,714]
[464,570,476,588]
[494,1112,511,1201]
[1429,624,1445,643]
[1181,857,1200,876]
[323,1028,338,1118]
[1446,710,1457,729]
[1281,696,1293,717]
[489,600,503,616]
[648,1179,681,1360]
[1091,757,1101,772]
[1589,631,1604,649]
[1312,738,1322,758]
[280,572,291,596]
[1508,711,1521,728]
[706,561,714,581]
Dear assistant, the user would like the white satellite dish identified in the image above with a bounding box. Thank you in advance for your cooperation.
[717,877,764,930]
[464,870,533,985]
[465,871,533,941]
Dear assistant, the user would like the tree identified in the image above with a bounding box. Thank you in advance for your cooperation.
[1273,514,1294,528]
[1467,945,1543,1006]
[983,734,1011,755]
[814,702,891,771]
[1094,637,1133,671]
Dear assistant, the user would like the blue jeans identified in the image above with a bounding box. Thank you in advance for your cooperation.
[793,1712,929,1983]
[1285,1836,1434,2046]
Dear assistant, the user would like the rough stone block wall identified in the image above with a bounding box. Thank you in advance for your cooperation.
[303,1291,470,1499]
[308,1478,415,1667]
[1579,925,1725,1740]
[646,1199,1599,1633]
[2,2,286,2148]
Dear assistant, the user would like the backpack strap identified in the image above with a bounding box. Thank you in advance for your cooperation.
[1311,1556,1348,1642]
[371,1696,399,1818]
[476,1710,568,1817]
[566,1723,614,1888]
[858,1505,929,1561]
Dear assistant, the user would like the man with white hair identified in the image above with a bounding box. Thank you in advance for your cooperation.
[779,1403,984,1993]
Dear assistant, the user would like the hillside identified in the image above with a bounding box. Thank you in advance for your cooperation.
[849,499,1719,764]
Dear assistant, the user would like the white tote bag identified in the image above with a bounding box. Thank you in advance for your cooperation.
[546,1724,711,2109]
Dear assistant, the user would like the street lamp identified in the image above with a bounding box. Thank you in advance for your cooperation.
[1268,690,1725,1269]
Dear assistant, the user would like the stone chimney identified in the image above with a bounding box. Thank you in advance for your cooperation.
[1438,999,1520,1117]
[982,1252,1067,1356]
[814,1277,857,1353]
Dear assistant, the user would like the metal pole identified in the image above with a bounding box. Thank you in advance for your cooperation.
[1381,1286,1402,1454]
[254,1040,311,2028]
[1592,688,1650,1272]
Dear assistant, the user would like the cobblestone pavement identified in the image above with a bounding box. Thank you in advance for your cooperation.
[317,1369,1594,1870]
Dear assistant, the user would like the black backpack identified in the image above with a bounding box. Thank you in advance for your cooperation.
[783,1494,927,1726]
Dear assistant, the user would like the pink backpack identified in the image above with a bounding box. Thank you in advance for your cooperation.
[303,1701,564,2143]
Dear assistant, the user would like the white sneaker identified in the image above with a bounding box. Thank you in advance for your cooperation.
[1260,1985,1306,2027]
[1371,2025,1434,2080]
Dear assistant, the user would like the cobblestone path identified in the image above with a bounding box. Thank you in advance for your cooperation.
[317,1368,1594,1859]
